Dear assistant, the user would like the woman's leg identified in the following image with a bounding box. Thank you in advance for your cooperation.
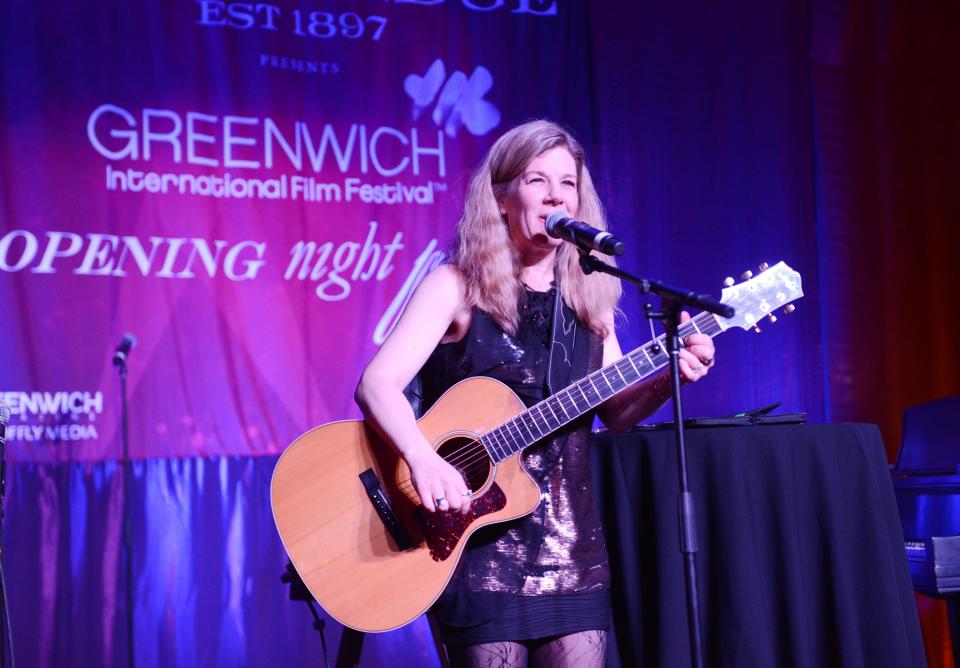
[529,630,606,668]
[446,641,529,668]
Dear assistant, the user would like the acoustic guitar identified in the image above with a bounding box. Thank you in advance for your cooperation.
[271,261,803,632]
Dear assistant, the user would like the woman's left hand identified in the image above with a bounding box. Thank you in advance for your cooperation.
[678,311,716,382]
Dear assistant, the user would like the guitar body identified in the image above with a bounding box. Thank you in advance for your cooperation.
[270,376,541,633]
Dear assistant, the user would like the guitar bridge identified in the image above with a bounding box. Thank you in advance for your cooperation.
[414,483,507,561]
[359,468,414,551]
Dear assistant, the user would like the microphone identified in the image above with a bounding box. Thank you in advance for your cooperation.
[545,210,625,256]
[112,333,137,367]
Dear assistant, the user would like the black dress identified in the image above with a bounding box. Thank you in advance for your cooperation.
[414,286,611,645]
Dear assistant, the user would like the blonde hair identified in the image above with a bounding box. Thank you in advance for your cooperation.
[453,120,621,337]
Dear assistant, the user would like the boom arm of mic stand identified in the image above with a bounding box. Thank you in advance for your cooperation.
[577,251,734,318]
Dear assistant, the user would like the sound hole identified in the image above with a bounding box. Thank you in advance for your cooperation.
[436,436,492,493]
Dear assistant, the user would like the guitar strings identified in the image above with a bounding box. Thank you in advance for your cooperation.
[388,440,492,497]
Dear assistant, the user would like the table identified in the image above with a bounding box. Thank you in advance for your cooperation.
[591,423,926,667]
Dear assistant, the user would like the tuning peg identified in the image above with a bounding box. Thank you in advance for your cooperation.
[767,313,777,324]
[723,276,735,287]
[758,262,769,272]
[783,304,796,314]
[741,270,753,280]
[752,324,762,333]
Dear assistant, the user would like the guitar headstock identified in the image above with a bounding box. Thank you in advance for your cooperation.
[717,261,803,332]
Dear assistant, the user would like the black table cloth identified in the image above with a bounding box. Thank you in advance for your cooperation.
[591,423,926,667]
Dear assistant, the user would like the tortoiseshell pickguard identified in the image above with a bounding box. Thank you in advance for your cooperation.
[414,483,508,561]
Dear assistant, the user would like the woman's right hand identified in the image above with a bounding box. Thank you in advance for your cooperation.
[406,449,472,514]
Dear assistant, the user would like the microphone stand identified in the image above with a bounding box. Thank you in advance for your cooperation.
[577,250,732,668]
[0,404,12,668]
[115,357,135,668]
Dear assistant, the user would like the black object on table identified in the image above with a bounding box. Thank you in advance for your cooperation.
[591,423,926,667]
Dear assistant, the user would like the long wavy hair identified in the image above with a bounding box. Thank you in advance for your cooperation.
[453,120,621,337]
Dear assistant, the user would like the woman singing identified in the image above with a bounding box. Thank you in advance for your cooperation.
[356,120,715,667]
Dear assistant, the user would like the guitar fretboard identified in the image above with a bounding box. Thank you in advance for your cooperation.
[480,311,723,463]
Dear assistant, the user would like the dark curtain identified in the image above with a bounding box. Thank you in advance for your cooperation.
[809,0,960,450]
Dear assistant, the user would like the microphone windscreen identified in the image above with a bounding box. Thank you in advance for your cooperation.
[545,209,572,237]
[119,333,137,352]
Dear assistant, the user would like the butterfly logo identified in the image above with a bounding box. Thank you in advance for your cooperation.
[404,59,501,138]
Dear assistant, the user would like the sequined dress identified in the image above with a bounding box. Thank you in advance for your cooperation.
[414,286,611,644]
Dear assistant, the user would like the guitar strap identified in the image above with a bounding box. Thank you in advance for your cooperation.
[545,281,590,398]
[523,283,592,488]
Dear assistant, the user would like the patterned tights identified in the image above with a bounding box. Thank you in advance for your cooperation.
[446,630,606,668]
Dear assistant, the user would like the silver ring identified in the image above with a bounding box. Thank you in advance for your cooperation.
[435,496,447,506]
[462,490,473,497]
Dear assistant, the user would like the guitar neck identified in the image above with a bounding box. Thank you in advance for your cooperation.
[480,311,723,463]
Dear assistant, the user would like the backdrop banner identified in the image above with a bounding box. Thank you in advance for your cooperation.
[0,1,597,463]
[2,0,831,468]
